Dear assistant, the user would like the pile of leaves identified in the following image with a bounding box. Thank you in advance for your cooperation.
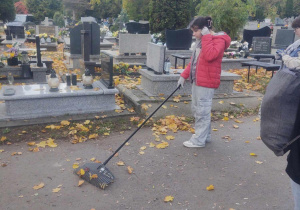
[228,68,272,94]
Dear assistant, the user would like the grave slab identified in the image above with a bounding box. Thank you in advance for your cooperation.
[0,81,119,119]
[139,69,241,96]
[119,34,151,54]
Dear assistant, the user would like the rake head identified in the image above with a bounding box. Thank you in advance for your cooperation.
[74,163,114,190]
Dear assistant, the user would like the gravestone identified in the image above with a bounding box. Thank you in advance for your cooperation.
[275,17,285,26]
[138,23,149,34]
[100,52,114,89]
[126,22,140,34]
[146,43,166,74]
[273,29,295,49]
[6,26,25,38]
[243,26,271,48]
[70,23,100,56]
[36,25,58,37]
[252,37,272,54]
[166,29,192,50]
[24,22,36,31]
[125,22,149,34]
[119,34,151,54]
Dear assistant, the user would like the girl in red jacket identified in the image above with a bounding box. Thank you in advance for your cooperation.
[177,16,231,148]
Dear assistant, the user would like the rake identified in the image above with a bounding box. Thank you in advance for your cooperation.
[74,86,181,189]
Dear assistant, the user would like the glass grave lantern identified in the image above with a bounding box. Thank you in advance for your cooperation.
[21,51,29,64]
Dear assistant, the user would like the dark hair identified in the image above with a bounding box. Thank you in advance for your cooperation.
[189,16,213,30]
[292,16,300,29]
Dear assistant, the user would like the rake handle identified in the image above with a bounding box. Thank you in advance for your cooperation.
[103,85,181,165]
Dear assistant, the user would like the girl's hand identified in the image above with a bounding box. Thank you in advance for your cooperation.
[201,27,210,35]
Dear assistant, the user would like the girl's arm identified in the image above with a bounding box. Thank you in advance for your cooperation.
[282,55,300,70]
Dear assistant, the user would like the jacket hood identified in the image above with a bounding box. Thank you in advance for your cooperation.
[213,32,231,49]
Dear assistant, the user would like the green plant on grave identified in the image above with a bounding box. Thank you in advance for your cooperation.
[113,62,130,75]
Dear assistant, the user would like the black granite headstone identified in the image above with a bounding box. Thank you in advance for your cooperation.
[70,24,83,54]
[138,23,149,34]
[70,23,100,56]
[90,22,100,55]
[125,22,140,34]
[7,26,25,39]
[242,26,271,49]
[274,29,295,49]
[252,37,272,54]
[100,52,114,89]
[165,29,192,50]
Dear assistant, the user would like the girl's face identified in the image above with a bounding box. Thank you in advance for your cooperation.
[191,27,202,40]
[294,27,300,37]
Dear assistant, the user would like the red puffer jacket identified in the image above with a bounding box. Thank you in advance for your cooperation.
[180,33,231,88]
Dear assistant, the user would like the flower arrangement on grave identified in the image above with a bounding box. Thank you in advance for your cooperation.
[3,43,20,66]
[153,33,162,43]
[113,62,142,75]
[100,26,109,35]
[223,51,242,59]
[39,33,48,38]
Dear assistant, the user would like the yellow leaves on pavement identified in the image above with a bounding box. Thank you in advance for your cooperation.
[0,149,4,153]
[212,128,218,131]
[127,166,133,174]
[1,136,7,142]
[33,182,45,190]
[165,135,175,140]
[73,163,79,169]
[115,109,123,113]
[149,142,156,148]
[60,120,70,126]
[156,141,169,149]
[141,104,149,111]
[218,100,224,104]
[36,138,57,148]
[173,96,180,102]
[77,169,85,176]
[78,180,84,187]
[206,184,214,191]
[183,101,189,104]
[140,146,147,150]
[233,124,239,129]
[52,188,61,193]
[45,124,61,130]
[164,195,174,202]
[162,105,167,109]
[88,134,98,139]
[70,86,81,91]
[234,119,243,123]
[117,161,125,166]
[223,116,229,121]
[127,107,135,113]
[256,136,261,140]
[103,132,110,136]
[27,141,36,146]
[76,123,89,132]
[250,153,257,157]
[255,161,263,164]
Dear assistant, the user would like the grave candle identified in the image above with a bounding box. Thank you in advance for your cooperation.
[72,74,77,85]
[66,74,71,86]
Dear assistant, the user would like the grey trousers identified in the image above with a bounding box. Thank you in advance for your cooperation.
[189,83,215,146]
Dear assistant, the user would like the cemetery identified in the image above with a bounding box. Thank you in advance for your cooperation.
[0,11,294,124]
[1,1,300,210]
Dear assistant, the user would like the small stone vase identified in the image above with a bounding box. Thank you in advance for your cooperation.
[82,74,93,89]
[48,77,60,92]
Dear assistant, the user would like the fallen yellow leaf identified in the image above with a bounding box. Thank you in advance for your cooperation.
[1,136,7,142]
[164,195,174,202]
[103,132,110,136]
[233,125,239,129]
[255,161,263,164]
[84,120,90,125]
[140,146,147,150]
[139,151,145,155]
[90,174,98,180]
[72,163,79,169]
[149,142,156,147]
[33,182,45,190]
[89,134,98,139]
[156,141,169,149]
[127,166,133,174]
[250,153,257,157]
[218,101,224,104]
[165,135,175,140]
[52,188,61,193]
[61,120,70,126]
[78,180,84,187]
[90,157,96,161]
[117,161,125,166]
[212,128,218,131]
[162,105,167,109]
[223,117,229,121]
[27,141,36,146]
[206,184,214,191]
